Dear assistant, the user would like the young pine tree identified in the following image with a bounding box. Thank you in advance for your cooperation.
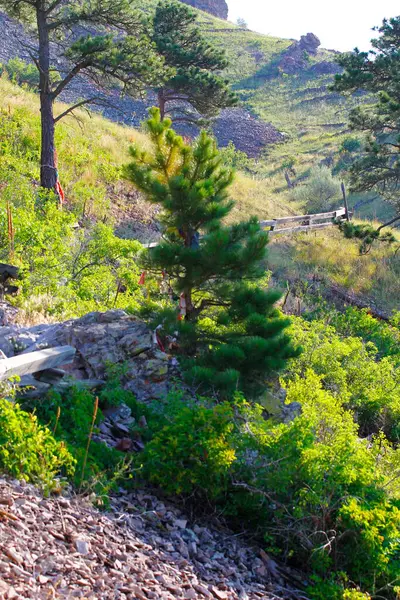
[124,109,299,398]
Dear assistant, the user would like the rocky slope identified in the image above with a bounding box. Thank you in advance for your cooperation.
[180,0,228,19]
[0,477,306,600]
[0,10,282,157]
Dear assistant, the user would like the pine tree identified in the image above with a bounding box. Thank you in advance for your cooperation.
[333,16,400,234]
[151,0,237,124]
[0,0,167,190]
[124,108,299,398]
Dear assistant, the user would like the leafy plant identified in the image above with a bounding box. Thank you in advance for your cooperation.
[0,397,75,492]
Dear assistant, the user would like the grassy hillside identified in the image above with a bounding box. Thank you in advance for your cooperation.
[149,3,394,221]
[1,76,398,319]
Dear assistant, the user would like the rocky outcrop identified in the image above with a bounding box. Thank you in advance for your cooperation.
[278,32,321,74]
[299,33,320,55]
[180,0,228,19]
[0,310,179,403]
[213,108,284,157]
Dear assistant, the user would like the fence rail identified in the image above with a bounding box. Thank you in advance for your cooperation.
[0,346,76,381]
[261,207,347,235]
[143,207,349,248]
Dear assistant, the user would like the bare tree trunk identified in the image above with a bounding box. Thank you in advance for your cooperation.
[158,89,166,120]
[37,3,57,190]
[285,171,293,189]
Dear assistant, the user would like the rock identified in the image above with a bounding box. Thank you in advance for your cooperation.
[299,32,320,54]
[278,32,321,74]
[180,0,228,19]
[116,438,133,452]
[211,588,229,600]
[75,539,89,555]
[281,401,302,423]
[213,109,284,158]
[174,519,188,529]
[0,477,288,599]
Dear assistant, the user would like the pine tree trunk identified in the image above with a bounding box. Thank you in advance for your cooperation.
[183,230,195,321]
[37,4,57,190]
[158,89,166,121]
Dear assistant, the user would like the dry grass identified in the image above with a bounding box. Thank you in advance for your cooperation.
[267,226,400,314]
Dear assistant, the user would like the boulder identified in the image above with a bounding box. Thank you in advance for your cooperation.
[0,310,179,403]
[299,33,321,55]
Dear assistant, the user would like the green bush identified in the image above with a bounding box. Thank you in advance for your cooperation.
[287,317,400,442]
[23,385,127,492]
[1,58,40,90]
[0,398,75,491]
[136,378,400,598]
[138,397,236,497]
[291,165,341,213]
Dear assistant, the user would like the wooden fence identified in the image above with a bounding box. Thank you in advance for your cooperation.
[0,346,75,381]
[144,207,349,248]
[260,207,348,236]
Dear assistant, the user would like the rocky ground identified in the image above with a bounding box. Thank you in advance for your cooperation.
[0,478,308,600]
[0,309,306,599]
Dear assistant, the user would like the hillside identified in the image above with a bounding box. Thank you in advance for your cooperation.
[0,75,398,319]
[0,3,393,222]
[1,4,400,598]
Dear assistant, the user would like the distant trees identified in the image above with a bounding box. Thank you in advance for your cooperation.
[333,16,400,232]
[0,0,166,190]
[124,108,298,397]
[236,17,248,29]
[151,0,237,124]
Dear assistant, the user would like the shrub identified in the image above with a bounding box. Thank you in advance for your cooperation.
[23,385,127,492]
[0,398,75,491]
[291,165,341,213]
[136,379,400,598]
[138,397,236,497]
[287,317,400,442]
[1,58,40,89]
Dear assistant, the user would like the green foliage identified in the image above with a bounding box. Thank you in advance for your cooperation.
[333,17,400,212]
[333,136,362,176]
[0,58,41,89]
[22,383,130,494]
[291,165,341,213]
[330,307,400,362]
[125,109,298,397]
[218,141,253,171]
[0,397,75,492]
[138,397,236,496]
[136,377,400,598]
[151,0,237,123]
[337,220,396,254]
[287,317,400,442]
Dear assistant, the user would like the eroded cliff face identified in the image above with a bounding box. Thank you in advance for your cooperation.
[180,0,228,19]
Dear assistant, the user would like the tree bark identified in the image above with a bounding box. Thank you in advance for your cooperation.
[285,171,293,189]
[37,3,57,190]
[158,89,166,120]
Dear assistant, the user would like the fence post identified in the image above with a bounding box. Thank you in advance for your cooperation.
[341,182,350,222]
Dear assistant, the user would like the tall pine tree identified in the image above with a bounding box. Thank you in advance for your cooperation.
[0,0,167,190]
[124,108,299,398]
[333,17,400,234]
[151,0,237,124]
